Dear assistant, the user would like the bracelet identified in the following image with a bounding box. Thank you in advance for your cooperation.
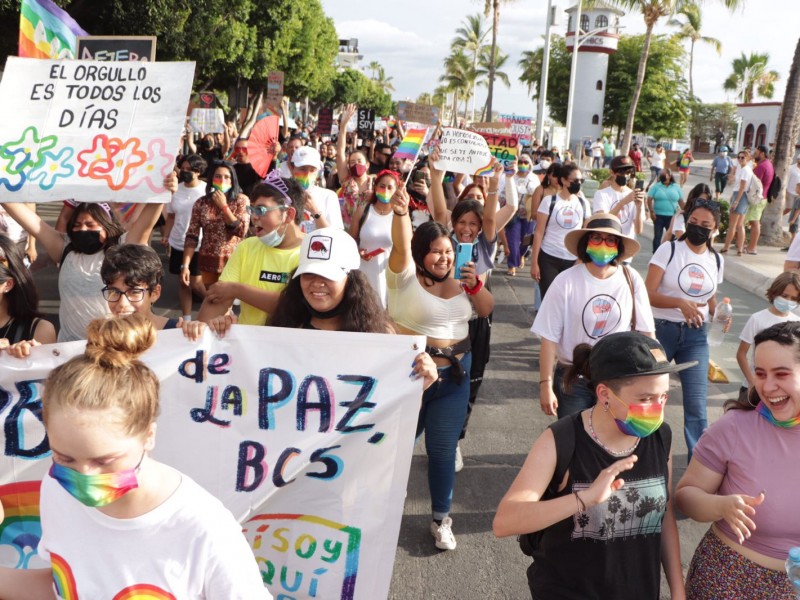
[539,378,551,385]
[462,279,484,295]
[393,210,408,216]
[487,191,498,196]
[574,491,586,515]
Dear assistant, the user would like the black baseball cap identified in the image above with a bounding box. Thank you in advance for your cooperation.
[609,156,634,172]
[589,332,696,382]
[756,145,769,155]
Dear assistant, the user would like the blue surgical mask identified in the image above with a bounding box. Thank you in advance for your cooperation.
[774,297,798,313]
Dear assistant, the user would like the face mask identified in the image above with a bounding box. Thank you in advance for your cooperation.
[720,152,728,157]
[293,173,314,190]
[259,221,287,248]
[518,164,531,174]
[539,160,551,170]
[349,163,367,178]
[376,190,392,204]
[614,174,629,187]
[659,175,668,184]
[586,239,618,266]
[204,140,214,150]
[608,389,665,438]
[49,453,143,507]
[212,182,232,194]
[773,296,799,313]
[69,230,103,254]
[567,181,582,195]
[756,401,800,428]
[685,223,712,246]
[178,170,194,184]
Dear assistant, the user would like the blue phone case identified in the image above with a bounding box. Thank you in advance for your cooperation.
[454,242,474,280]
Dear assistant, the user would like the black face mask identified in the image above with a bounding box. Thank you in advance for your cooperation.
[204,140,215,150]
[614,174,629,187]
[69,230,103,254]
[178,170,194,184]
[684,223,712,246]
[659,175,668,184]
[567,181,582,195]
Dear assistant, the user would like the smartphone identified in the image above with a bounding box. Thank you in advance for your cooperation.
[454,242,474,280]
[634,179,644,191]
[412,171,426,183]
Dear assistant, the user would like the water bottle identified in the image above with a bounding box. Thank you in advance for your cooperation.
[785,547,800,596]
[708,297,733,347]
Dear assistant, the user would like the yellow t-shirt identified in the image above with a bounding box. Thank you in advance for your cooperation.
[219,237,300,325]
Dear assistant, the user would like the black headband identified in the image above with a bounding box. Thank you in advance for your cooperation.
[586,218,623,234]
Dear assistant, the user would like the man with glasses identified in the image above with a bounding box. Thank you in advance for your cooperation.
[591,156,645,249]
[369,142,394,175]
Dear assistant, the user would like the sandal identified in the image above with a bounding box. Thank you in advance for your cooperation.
[737,250,744,256]
[747,250,759,255]
[719,248,728,253]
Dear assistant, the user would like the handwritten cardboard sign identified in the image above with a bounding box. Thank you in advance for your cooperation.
[357,108,375,141]
[0,57,194,203]
[189,108,225,134]
[396,101,439,126]
[432,128,493,176]
[469,122,511,134]
[266,71,284,107]
[0,326,423,600]
[76,36,156,62]
[476,132,519,175]
[317,107,333,136]
[498,113,532,143]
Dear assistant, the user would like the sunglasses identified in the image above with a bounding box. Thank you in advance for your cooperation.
[587,233,619,247]
[692,199,721,211]
[738,155,746,159]
[247,205,286,216]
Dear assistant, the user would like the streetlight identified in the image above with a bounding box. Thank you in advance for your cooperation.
[535,0,557,144]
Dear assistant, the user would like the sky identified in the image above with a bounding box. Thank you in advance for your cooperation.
[321,0,796,119]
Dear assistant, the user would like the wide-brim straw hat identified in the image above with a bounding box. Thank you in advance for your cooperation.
[564,212,641,262]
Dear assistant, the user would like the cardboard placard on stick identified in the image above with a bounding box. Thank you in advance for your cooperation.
[432,128,493,176]
[469,121,511,134]
[476,132,519,174]
[357,108,375,141]
[266,71,284,107]
[76,36,156,62]
[317,107,333,136]
[397,101,439,126]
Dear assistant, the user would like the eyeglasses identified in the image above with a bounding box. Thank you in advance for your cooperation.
[737,155,746,160]
[247,205,287,217]
[102,286,151,303]
[587,233,619,247]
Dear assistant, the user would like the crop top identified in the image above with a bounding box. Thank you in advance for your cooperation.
[386,264,471,340]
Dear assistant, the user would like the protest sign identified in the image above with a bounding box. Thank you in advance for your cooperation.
[196,91,217,109]
[266,71,285,107]
[0,57,194,203]
[0,326,423,600]
[190,108,225,134]
[396,101,439,126]
[476,132,518,175]
[469,122,511,134]
[357,108,375,141]
[432,128,493,176]
[498,113,532,143]
[317,107,334,136]
[76,36,156,61]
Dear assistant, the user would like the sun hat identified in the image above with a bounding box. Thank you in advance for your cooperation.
[293,227,361,282]
[564,213,641,262]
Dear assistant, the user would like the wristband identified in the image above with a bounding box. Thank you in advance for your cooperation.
[487,191,498,196]
[539,378,551,385]
[393,210,408,216]
[462,279,484,295]
[574,491,586,515]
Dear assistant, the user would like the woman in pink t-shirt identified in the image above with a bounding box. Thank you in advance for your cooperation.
[676,320,800,599]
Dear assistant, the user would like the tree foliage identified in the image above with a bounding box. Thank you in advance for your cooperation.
[518,36,571,122]
[689,102,737,143]
[330,69,392,116]
[723,52,780,103]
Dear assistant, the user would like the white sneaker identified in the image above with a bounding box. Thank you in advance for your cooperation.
[454,444,464,473]
[430,517,457,550]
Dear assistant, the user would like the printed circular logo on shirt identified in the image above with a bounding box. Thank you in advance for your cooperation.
[582,294,623,340]
[678,263,714,298]
[555,205,581,230]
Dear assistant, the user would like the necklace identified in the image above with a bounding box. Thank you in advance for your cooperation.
[588,406,640,457]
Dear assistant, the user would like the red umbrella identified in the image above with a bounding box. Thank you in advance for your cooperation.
[248,115,280,177]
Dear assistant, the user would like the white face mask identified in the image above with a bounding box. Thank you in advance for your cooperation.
[539,160,551,170]
[259,220,288,248]
[774,297,799,313]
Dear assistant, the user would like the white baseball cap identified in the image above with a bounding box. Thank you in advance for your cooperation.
[291,146,322,169]
[293,227,361,282]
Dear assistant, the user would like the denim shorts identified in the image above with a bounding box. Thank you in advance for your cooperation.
[732,191,748,215]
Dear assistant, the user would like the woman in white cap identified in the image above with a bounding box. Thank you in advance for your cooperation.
[532,213,655,419]
[494,331,688,600]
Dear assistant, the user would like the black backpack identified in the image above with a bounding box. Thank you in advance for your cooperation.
[767,174,782,203]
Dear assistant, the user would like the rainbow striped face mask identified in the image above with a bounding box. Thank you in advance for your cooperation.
[756,401,800,428]
[376,190,392,204]
[607,390,665,437]
[586,239,619,266]
[293,173,314,190]
[49,453,144,507]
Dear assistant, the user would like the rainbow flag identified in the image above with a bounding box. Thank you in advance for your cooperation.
[19,0,88,59]
[394,127,429,161]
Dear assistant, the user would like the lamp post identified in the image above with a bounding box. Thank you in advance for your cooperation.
[535,0,555,144]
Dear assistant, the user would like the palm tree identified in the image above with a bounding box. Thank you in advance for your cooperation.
[668,1,721,98]
[375,67,395,94]
[440,50,472,126]
[367,60,381,79]
[723,52,780,103]
[416,92,433,105]
[483,0,519,120]
[605,0,741,155]
[519,48,544,99]
[476,47,511,120]
[452,14,490,122]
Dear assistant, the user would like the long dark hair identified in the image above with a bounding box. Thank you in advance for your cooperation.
[411,221,452,287]
[679,198,720,252]
[355,172,398,243]
[269,270,391,333]
[0,233,45,321]
[451,199,484,232]
[725,321,800,412]
[66,203,125,251]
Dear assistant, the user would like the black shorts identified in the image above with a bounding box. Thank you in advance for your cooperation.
[168,245,200,276]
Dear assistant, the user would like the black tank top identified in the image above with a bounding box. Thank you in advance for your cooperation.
[0,317,41,345]
[530,412,672,600]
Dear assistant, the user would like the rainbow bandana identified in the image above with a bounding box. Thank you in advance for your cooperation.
[376,190,392,204]
[756,401,800,428]
[609,391,665,437]
[49,454,143,507]
[293,173,314,190]
[212,182,231,194]
[586,239,618,266]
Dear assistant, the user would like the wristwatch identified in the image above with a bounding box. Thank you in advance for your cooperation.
[312,213,321,219]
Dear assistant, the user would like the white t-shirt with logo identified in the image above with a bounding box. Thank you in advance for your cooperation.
[739,307,800,372]
[301,185,344,233]
[649,240,724,323]
[531,263,655,363]
[538,194,588,260]
[167,183,206,250]
[592,186,636,238]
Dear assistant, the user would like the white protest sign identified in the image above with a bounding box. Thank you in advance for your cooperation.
[0,326,423,599]
[0,57,195,203]
[189,107,226,134]
[432,128,493,176]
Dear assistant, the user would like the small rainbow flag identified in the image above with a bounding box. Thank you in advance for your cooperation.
[394,127,429,161]
[19,0,88,60]
[474,161,495,177]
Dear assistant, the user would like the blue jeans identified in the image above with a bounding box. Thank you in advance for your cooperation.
[553,364,596,419]
[417,352,472,519]
[505,216,527,268]
[652,214,673,253]
[655,319,709,459]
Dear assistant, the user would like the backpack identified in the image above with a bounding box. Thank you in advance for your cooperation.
[545,194,590,228]
[668,239,721,271]
[767,174,782,203]
[746,171,764,202]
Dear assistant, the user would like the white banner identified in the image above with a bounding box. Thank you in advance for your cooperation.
[0,57,195,204]
[189,108,225,134]
[0,326,424,599]
[432,128,493,176]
